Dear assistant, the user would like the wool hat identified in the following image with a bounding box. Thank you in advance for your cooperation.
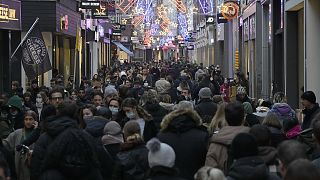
[146,138,176,168]
[6,95,22,111]
[199,87,212,99]
[155,79,171,94]
[102,121,124,145]
[301,91,316,104]
[104,86,118,98]
[231,133,258,159]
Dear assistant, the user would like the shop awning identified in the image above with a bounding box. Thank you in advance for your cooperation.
[112,41,134,56]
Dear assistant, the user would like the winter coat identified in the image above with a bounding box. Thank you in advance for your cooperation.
[268,103,296,125]
[205,126,250,173]
[0,116,14,139]
[227,156,281,180]
[144,102,168,130]
[113,141,149,180]
[3,128,35,180]
[195,99,218,124]
[159,102,175,112]
[158,109,209,180]
[146,166,187,180]
[266,126,285,148]
[30,116,78,180]
[258,146,277,165]
[244,114,260,127]
[302,103,320,130]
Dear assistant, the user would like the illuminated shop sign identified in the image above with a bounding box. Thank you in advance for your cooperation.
[0,0,21,30]
[221,1,239,20]
[80,1,100,9]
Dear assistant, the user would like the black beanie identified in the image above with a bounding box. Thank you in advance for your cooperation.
[231,133,258,159]
[301,91,316,104]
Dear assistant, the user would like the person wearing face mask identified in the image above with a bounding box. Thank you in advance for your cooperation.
[32,92,48,121]
[3,110,38,180]
[6,95,24,130]
[108,98,121,121]
[121,98,157,142]
[81,105,97,121]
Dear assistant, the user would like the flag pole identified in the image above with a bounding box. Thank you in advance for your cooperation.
[10,17,40,61]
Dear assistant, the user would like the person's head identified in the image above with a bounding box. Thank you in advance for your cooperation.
[108,98,121,116]
[36,91,48,106]
[6,95,22,115]
[159,94,171,104]
[273,92,286,103]
[181,88,191,99]
[146,138,176,168]
[93,93,104,107]
[194,166,226,180]
[78,88,86,98]
[31,79,38,88]
[0,93,9,107]
[70,89,78,101]
[93,74,98,79]
[142,67,149,76]
[23,92,32,102]
[277,140,307,176]
[49,87,64,108]
[50,78,56,88]
[225,102,245,126]
[123,120,141,141]
[104,86,118,105]
[284,159,320,180]
[11,81,19,90]
[56,77,64,86]
[81,105,96,121]
[198,87,212,100]
[249,124,271,146]
[231,133,258,159]
[301,91,317,109]
[262,112,282,129]
[121,98,139,119]
[24,110,38,129]
[174,101,194,110]
[56,101,80,121]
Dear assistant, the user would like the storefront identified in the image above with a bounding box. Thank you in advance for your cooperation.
[0,0,21,93]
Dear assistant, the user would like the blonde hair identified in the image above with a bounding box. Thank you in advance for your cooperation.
[208,103,228,134]
[194,166,226,180]
[262,112,282,129]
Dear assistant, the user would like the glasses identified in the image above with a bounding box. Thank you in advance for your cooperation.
[51,97,63,101]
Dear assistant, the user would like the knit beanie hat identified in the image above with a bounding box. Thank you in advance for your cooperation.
[199,87,212,99]
[146,138,176,168]
[104,86,118,98]
[102,121,124,145]
[301,91,316,104]
[155,79,171,94]
[6,95,22,111]
[231,133,258,159]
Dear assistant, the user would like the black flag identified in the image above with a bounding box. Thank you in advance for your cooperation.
[19,22,52,79]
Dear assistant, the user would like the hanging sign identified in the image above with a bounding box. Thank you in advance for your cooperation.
[221,1,239,20]
[0,0,21,30]
[80,1,100,9]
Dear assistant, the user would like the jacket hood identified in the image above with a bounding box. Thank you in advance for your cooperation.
[6,95,23,110]
[159,102,175,111]
[211,126,250,145]
[258,146,277,165]
[85,116,110,137]
[161,108,202,132]
[46,116,78,136]
[269,103,295,120]
[228,156,269,180]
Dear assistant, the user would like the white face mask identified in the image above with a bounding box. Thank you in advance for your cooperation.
[126,111,136,119]
[109,107,119,115]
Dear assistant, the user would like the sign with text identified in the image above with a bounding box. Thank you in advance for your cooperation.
[92,2,108,19]
[217,13,227,24]
[0,0,21,30]
[80,1,100,9]
[206,15,215,25]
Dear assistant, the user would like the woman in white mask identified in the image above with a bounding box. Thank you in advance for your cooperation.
[35,92,48,121]
[107,98,121,121]
[121,98,157,142]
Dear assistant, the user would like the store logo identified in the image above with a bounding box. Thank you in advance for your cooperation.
[0,3,18,23]
[221,1,239,20]
[206,15,215,25]
[22,37,47,65]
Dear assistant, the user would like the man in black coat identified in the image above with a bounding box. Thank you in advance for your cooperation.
[195,87,218,124]
[157,108,209,180]
[301,91,320,130]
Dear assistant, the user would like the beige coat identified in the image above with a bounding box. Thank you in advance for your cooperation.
[205,126,250,173]
[3,129,34,180]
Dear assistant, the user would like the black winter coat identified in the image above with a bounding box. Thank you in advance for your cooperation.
[302,103,320,130]
[146,166,187,180]
[195,99,218,124]
[30,116,78,180]
[113,141,149,180]
[144,103,168,130]
[227,156,281,180]
[158,109,209,180]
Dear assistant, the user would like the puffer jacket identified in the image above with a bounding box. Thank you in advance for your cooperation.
[268,103,296,125]
[30,116,78,180]
[227,156,281,180]
[158,109,209,180]
[205,126,250,173]
[113,140,149,180]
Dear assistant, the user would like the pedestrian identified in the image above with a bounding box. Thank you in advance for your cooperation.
[284,159,320,180]
[104,86,119,105]
[102,121,124,159]
[107,97,121,121]
[195,87,218,125]
[113,121,149,180]
[207,102,228,134]
[301,91,320,130]
[3,110,38,180]
[262,113,285,147]
[92,92,104,108]
[33,92,49,120]
[158,107,209,180]
[205,102,250,173]
[243,102,260,127]
[121,98,157,142]
[146,138,187,180]
[6,95,24,130]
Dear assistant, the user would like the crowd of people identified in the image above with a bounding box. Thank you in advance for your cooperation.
[0,60,320,180]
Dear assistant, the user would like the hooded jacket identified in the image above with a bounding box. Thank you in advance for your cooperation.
[30,116,78,180]
[227,156,281,180]
[158,109,209,180]
[205,126,250,173]
[268,103,295,125]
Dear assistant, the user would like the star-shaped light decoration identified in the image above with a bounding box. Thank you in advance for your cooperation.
[155,19,160,24]
[121,19,128,25]
[133,31,138,36]
[140,24,145,29]
[171,22,178,28]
